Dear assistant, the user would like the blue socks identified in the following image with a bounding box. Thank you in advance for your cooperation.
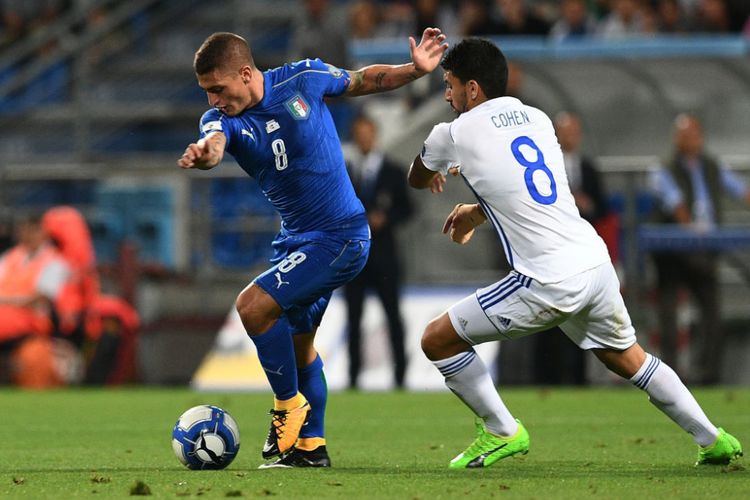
[249,316,298,400]
[298,354,327,439]
[250,317,328,442]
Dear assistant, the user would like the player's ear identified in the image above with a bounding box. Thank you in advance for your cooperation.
[240,65,252,84]
[469,80,479,101]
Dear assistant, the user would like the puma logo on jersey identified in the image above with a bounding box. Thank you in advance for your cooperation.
[241,129,255,140]
[274,272,289,289]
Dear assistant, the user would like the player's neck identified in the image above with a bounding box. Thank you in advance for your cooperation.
[246,68,265,110]
[465,95,489,112]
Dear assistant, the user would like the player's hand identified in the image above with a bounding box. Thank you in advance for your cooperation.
[409,27,448,76]
[442,203,479,244]
[430,166,460,193]
[430,173,446,193]
[178,137,220,170]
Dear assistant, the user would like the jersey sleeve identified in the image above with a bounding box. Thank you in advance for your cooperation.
[420,122,458,176]
[199,108,237,150]
[293,58,351,98]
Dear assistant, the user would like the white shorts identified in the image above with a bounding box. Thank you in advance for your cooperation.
[447,263,636,351]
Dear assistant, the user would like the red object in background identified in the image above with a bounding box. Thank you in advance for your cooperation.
[42,206,100,337]
[593,212,621,264]
[42,206,140,384]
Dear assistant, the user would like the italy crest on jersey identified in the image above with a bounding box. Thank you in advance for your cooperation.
[285,95,310,120]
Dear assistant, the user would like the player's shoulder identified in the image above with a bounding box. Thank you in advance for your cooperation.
[426,121,455,144]
[520,102,553,128]
[199,108,231,135]
[200,107,225,123]
[269,58,344,85]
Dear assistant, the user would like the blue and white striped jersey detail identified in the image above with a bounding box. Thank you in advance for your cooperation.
[436,350,477,378]
[632,355,661,390]
[477,271,532,310]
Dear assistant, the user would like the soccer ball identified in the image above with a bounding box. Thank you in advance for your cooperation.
[171,405,241,470]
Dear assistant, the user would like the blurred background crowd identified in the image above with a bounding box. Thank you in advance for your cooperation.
[1,0,750,390]
[2,0,750,50]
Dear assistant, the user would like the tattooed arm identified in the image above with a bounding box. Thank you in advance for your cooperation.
[345,27,448,97]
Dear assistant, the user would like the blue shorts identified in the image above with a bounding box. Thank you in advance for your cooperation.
[254,231,370,334]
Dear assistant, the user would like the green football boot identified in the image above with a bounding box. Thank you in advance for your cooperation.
[696,428,743,466]
[449,418,529,469]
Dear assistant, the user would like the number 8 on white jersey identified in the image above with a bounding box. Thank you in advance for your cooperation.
[420,96,609,284]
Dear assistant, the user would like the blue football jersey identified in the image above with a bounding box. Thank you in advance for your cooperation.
[198,58,368,239]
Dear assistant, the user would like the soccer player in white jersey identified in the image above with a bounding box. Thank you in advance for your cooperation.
[408,38,743,469]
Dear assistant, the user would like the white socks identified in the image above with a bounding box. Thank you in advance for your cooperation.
[433,349,718,447]
[631,353,718,447]
[433,350,518,437]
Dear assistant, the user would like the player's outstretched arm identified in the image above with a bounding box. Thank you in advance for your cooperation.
[408,155,446,193]
[442,203,487,245]
[345,27,448,97]
[177,132,226,170]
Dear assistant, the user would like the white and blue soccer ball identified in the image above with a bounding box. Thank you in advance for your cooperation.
[171,405,241,470]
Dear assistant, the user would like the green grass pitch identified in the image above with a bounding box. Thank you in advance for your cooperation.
[0,387,747,498]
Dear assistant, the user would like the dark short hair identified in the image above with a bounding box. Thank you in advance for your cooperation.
[440,38,508,99]
[194,32,254,75]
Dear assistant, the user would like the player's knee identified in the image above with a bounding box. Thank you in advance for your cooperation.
[235,285,277,336]
[421,318,447,361]
[422,314,471,361]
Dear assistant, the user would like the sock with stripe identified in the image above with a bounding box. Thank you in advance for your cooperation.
[433,349,518,437]
[630,353,718,447]
[249,316,298,401]
[297,353,326,449]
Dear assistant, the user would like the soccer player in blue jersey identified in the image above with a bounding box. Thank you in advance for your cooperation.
[178,29,447,468]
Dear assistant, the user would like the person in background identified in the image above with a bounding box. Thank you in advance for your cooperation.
[0,0,69,46]
[694,0,731,32]
[344,115,413,390]
[458,0,501,37]
[650,113,750,385]
[555,111,609,224]
[655,0,692,33]
[288,0,350,69]
[492,0,551,36]
[0,213,70,388]
[349,0,381,40]
[549,0,598,40]
[42,206,140,385]
[597,0,652,38]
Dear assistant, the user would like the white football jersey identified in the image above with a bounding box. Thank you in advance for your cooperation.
[421,96,610,283]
